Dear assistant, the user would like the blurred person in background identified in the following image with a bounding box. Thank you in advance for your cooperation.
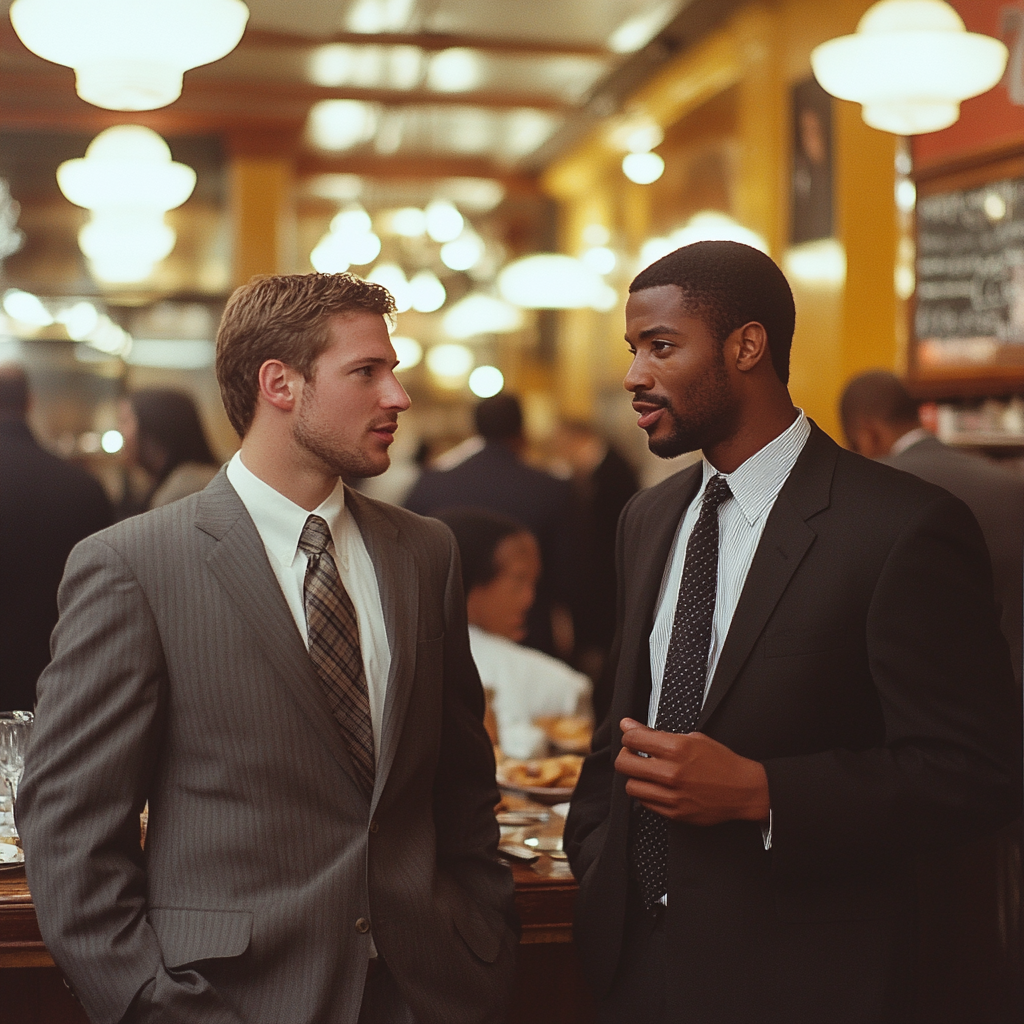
[840,369,1023,687]
[118,386,221,516]
[437,507,591,760]
[406,392,577,659]
[0,363,111,712]
[554,419,639,721]
[841,368,1024,1023]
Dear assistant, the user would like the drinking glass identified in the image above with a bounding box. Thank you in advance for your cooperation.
[0,711,33,837]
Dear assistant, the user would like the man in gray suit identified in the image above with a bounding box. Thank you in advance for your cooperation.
[840,369,1023,687]
[19,273,518,1024]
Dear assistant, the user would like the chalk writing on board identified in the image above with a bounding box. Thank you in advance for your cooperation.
[915,177,1024,365]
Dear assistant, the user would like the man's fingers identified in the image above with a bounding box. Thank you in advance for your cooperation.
[615,746,674,784]
[620,719,696,759]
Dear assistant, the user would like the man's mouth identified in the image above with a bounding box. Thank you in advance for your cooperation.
[370,421,398,442]
[632,394,670,431]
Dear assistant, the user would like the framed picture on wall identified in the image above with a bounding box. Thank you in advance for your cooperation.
[790,78,834,244]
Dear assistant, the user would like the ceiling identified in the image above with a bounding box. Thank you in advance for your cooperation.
[0,0,745,184]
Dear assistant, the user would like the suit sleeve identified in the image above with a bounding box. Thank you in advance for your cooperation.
[431,527,517,927]
[763,492,1021,882]
[564,491,640,881]
[17,537,242,1024]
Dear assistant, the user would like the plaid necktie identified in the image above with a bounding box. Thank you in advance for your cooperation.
[299,514,375,797]
[633,474,733,911]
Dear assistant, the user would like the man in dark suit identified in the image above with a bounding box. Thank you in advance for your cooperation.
[840,369,1023,687]
[19,274,517,1024]
[564,241,1019,1024]
[0,363,111,711]
[405,393,576,657]
[841,368,1024,1023]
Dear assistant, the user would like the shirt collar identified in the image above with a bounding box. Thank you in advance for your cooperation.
[698,409,810,526]
[226,451,348,570]
[889,426,930,457]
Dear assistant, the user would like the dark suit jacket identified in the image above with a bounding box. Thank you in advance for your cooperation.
[19,472,517,1024]
[405,440,576,654]
[882,433,1024,686]
[565,425,1019,1024]
[0,418,111,711]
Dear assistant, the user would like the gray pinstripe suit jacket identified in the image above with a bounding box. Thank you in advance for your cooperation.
[18,470,517,1024]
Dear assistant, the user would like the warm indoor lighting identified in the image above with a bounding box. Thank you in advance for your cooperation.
[427,48,482,92]
[100,429,124,454]
[582,246,617,275]
[311,207,381,272]
[425,201,464,243]
[58,126,196,213]
[440,231,484,272]
[811,0,1008,135]
[426,343,473,381]
[367,263,412,312]
[468,365,504,398]
[10,0,248,111]
[783,239,847,287]
[391,335,423,371]
[498,254,606,310]
[390,207,427,237]
[622,151,665,184]
[57,126,194,284]
[442,293,524,339]
[409,270,446,313]
[308,100,378,151]
[3,289,52,327]
[56,301,99,340]
[608,1,676,53]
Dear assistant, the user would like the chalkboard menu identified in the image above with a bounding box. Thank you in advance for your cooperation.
[915,175,1024,372]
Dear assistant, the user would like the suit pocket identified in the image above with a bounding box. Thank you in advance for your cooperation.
[148,908,253,969]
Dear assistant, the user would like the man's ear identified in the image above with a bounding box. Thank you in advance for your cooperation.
[257,359,302,413]
[732,321,770,374]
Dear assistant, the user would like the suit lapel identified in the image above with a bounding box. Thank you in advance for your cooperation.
[613,464,702,726]
[345,489,418,812]
[697,424,837,729]
[195,472,362,788]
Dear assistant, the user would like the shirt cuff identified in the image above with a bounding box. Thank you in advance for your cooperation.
[761,809,772,850]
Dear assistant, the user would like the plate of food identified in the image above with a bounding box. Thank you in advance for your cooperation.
[496,754,584,803]
[0,840,24,872]
[533,715,592,754]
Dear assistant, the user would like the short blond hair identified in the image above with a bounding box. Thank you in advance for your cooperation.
[216,273,395,436]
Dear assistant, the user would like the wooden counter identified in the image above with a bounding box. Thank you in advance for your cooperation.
[0,860,594,1024]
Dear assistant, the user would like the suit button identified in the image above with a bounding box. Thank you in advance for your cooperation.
[355,917,371,934]
[369,820,379,834]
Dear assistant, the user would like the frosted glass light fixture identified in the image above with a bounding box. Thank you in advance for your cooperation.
[57,125,195,283]
[10,0,249,111]
[811,0,1008,135]
[498,254,605,310]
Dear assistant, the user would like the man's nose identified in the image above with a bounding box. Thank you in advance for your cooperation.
[623,356,650,393]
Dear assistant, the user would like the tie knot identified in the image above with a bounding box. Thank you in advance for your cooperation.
[299,515,332,556]
[703,474,732,511]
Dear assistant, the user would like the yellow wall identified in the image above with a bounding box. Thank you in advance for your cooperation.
[544,0,901,443]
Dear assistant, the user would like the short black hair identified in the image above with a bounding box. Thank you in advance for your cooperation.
[839,370,920,432]
[474,393,523,442]
[630,240,796,385]
[433,506,530,594]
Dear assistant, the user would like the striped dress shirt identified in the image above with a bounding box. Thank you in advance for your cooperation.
[647,410,811,724]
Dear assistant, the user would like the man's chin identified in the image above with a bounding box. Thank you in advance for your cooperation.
[648,433,697,460]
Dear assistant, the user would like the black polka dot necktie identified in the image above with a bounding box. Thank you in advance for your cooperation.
[633,474,733,911]
[300,515,375,798]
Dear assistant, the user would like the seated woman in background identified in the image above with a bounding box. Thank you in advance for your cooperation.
[120,387,221,514]
[435,507,592,759]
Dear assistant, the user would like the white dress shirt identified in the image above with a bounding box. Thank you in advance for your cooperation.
[646,412,810,865]
[226,452,391,759]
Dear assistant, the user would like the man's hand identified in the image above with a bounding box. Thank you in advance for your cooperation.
[615,718,770,825]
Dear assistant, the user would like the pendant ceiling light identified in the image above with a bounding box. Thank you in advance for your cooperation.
[498,254,606,310]
[811,0,1008,135]
[10,0,249,111]
[57,125,196,283]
